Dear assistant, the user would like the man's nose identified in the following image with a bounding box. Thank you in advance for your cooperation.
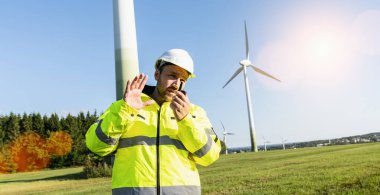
[174,78,181,89]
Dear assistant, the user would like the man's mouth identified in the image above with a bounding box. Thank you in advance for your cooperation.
[167,87,178,94]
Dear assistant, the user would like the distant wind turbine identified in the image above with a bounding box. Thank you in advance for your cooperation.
[221,121,234,155]
[281,137,287,150]
[223,21,281,152]
[263,136,270,151]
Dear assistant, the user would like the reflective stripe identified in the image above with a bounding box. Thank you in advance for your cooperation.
[112,187,156,195]
[118,135,187,151]
[193,134,212,158]
[162,185,201,195]
[160,136,186,150]
[118,136,156,147]
[204,127,215,136]
[112,186,200,195]
[95,119,119,145]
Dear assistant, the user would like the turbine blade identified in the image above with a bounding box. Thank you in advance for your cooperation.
[249,65,281,82]
[227,133,235,135]
[222,66,244,88]
[244,20,249,61]
[220,121,226,131]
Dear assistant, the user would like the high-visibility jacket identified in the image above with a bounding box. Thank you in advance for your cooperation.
[86,87,221,195]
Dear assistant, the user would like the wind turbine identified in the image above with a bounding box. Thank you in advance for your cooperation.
[223,21,281,152]
[221,121,234,155]
[263,136,270,151]
[281,137,287,150]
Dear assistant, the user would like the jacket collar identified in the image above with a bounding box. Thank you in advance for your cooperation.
[143,85,156,96]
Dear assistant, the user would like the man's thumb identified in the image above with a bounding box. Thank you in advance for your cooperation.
[143,100,155,107]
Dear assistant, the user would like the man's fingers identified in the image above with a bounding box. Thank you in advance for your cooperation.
[132,73,146,90]
[138,74,148,90]
[125,80,131,97]
[175,95,189,107]
[171,96,180,105]
[174,92,188,103]
[131,75,139,89]
[171,100,182,110]
[138,73,143,81]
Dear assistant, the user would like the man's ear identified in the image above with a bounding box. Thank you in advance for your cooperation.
[154,69,160,81]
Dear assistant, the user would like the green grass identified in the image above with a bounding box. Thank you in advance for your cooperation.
[199,143,380,194]
[0,167,111,195]
[1,143,380,194]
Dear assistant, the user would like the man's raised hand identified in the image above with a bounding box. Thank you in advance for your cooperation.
[123,73,154,110]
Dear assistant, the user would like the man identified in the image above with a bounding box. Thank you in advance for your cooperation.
[86,48,221,195]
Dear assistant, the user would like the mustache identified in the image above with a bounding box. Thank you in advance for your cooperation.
[168,85,179,91]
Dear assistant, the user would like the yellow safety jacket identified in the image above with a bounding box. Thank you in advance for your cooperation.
[86,87,221,195]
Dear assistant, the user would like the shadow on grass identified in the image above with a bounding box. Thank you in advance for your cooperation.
[0,171,87,184]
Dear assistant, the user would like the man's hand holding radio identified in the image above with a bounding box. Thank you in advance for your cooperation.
[170,90,190,121]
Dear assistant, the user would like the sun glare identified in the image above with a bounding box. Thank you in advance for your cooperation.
[305,32,341,63]
[256,16,357,89]
[314,38,334,58]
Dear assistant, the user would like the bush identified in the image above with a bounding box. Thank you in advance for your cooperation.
[9,132,50,172]
[83,154,112,178]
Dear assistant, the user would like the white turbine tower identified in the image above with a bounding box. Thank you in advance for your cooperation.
[223,21,281,152]
[281,137,287,150]
[221,122,234,155]
[263,136,270,151]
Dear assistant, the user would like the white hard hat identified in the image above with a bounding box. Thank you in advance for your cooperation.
[155,48,195,78]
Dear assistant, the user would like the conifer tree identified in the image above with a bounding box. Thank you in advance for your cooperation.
[20,113,33,133]
[42,114,50,138]
[0,118,5,147]
[32,113,44,135]
[85,110,98,130]
[60,114,80,165]
[4,113,21,143]
[47,113,61,132]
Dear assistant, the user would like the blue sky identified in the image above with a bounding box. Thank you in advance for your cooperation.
[1,0,380,148]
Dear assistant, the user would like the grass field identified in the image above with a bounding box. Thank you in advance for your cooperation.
[1,143,379,194]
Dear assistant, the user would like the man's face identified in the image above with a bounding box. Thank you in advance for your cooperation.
[155,65,189,102]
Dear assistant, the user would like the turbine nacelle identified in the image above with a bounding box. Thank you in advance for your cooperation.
[239,59,251,66]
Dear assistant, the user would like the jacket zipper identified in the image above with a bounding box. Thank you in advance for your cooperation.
[156,108,161,195]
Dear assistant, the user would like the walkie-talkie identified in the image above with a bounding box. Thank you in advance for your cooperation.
[179,81,186,95]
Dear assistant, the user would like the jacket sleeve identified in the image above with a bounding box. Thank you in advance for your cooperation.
[86,100,137,157]
[177,106,221,166]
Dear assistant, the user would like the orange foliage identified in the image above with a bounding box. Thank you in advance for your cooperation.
[46,131,73,156]
[9,132,50,172]
[5,131,73,173]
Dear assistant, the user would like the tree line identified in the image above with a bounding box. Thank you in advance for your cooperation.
[1,111,226,176]
[0,111,99,169]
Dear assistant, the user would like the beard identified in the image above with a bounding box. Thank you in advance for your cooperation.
[156,83,177,102]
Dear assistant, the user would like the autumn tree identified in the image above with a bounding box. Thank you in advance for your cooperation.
[46,131,73,156]
[9,132,50,172]
[0,147,10,173]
